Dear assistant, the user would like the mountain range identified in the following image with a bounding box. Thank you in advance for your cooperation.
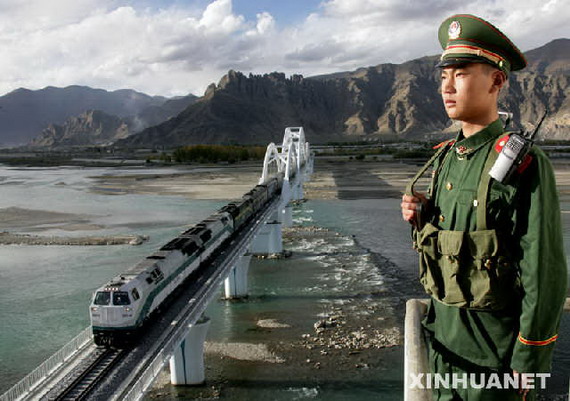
[118,38,570,147]
[0,86,196,146]
[1,38,568,148]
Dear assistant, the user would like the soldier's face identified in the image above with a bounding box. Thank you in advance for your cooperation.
[440,63,497,123]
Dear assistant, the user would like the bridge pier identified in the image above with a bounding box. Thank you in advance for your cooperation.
[281,204,293,227]
[293,182,304,201]
[169,315,210,386]
[251,210,282,255]
[224,253,252,298]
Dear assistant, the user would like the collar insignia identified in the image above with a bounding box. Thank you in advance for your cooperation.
[456,145,468,154]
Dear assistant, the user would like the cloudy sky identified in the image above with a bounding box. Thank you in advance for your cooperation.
[1,0,568,98]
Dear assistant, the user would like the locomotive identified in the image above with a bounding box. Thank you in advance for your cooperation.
[90,174,283,347]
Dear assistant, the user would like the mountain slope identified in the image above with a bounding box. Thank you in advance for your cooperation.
[0,86,169,146]
[30,110,130,147]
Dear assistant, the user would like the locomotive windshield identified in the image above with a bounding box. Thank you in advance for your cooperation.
[94,291,111,305]
[113,291,131,305]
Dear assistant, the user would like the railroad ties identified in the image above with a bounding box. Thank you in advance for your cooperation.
[46,348,125,401]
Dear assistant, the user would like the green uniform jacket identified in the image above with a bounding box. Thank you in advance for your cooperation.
[421,118,567,373]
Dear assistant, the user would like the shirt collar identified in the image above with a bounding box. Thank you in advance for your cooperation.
[453,119,504,157]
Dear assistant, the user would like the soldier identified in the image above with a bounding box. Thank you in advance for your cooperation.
[401,14,567,400]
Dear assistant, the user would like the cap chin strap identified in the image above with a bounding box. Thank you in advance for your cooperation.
[442,44,509,72]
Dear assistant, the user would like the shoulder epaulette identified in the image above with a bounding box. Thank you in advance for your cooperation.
[432,139,456,150]
[494,134,511,153]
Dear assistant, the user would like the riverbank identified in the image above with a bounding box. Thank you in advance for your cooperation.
[0,231,147,246]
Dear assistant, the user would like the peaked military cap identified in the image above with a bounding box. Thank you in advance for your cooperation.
[437,14,527,74]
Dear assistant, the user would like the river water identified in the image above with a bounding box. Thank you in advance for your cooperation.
[0,160,568,400]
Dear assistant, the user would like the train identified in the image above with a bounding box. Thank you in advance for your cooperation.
[89,174,283,347]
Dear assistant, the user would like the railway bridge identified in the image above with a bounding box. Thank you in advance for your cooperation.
[0,127,314,401]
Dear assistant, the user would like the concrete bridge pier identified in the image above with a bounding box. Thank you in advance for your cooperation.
[224,253,252,298]
[169,315,211,386]
[250,209,282,254]
[293,181,304,201]
[281,204,293,227]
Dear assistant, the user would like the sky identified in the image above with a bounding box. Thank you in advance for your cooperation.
[0,0,568,98]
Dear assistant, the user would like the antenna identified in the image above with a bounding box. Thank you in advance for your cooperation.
[526,109,548,142]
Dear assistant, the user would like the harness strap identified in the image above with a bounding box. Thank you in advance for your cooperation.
[405,141,452,196]
[476,136,505,230]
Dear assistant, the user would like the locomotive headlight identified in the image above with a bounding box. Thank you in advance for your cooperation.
[90,306,99,312]
[124,307,132,312]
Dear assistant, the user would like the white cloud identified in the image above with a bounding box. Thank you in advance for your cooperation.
[198,0,244,34]
[0,0,568,98]
[249,12,275,36]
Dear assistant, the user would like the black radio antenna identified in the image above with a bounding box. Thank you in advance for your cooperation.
[527,109,548,142]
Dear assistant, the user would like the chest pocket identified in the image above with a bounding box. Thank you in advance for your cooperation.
[416,224,518,310]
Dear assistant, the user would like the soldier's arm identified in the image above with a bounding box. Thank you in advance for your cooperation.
[510,147,568,373]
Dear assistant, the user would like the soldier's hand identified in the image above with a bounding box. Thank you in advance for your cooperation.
[401,192,427,227]
[512,370,531,400]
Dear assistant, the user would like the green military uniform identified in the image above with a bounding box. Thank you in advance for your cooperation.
[407,14,568,400]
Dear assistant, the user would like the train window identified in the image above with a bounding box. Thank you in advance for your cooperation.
[113,291,131,305]
[146,277,153,284]
[151,268,164,282]
[94,291,111,305]
[183,242,198,254]
[131,288,140,301]
[200,231,212,242]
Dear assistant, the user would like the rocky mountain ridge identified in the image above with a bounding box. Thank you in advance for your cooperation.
[30,110,130,147]
[119,38,569,147]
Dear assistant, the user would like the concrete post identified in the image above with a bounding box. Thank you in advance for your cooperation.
[281,204,293,227]
[224,254,252,298]
[292,183,304,201]
[251,209,282,254]
[250,220,282,254]
[404,299,431,401]
[169,315,211,386]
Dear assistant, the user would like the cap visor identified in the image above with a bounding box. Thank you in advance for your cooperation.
[436,57,497,69]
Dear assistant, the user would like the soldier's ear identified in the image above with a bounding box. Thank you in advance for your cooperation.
[492,70,507,90]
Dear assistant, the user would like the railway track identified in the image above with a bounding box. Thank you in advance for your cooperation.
[49,348,125,401]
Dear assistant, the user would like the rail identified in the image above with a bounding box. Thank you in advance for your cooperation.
[54,349,124,401]
[0,328,92,401]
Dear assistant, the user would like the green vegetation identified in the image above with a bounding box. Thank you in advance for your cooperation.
[322,142,434,160]
[392,149,434,159]
[168,144,267,164]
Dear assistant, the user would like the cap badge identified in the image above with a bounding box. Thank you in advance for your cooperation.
[448,20,461,39]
